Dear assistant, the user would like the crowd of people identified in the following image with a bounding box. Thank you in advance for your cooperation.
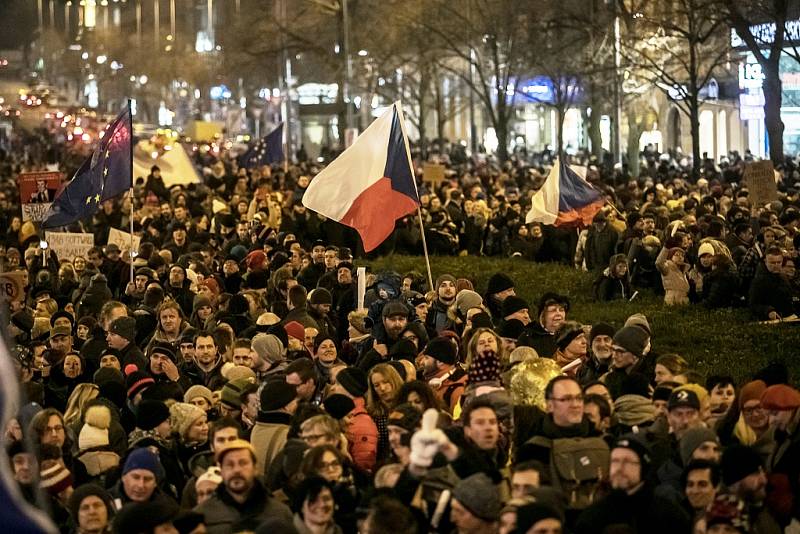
[0,125,800,534]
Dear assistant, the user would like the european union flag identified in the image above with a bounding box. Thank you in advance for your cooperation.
[42,103,132,228]
[240,123,284,168]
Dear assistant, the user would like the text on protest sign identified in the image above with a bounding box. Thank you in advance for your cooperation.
[744,161,779,206]
[0,272,26,302]
[107,227,141,253]
[18,171,63,221]
[44,232,95,262]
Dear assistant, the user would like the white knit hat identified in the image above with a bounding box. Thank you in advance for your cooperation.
[78,405,111,451]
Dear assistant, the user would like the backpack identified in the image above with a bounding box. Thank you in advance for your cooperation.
[527,435,609,509]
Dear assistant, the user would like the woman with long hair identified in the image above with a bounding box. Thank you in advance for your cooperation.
[397,380,446,414]
[366,363,404,463]
[298,445,361,533]
[63,383,100,436]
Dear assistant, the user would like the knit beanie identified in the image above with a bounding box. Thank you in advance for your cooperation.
[624,313,652,336]
[739,380,767,409]
[424,337,457,365]
[67,483,114,523]
[136,399,171,431]
[612,326,649,359]
[451,473,501,521]
[613,395,656,426]
[653,384,676,402]
[555,322,584,351]
[389,339,417,363]
[40,463,73,496]
[309,288,333,305]
[435,274,457,291]
[123,447,165,478]
[195,466,223,489]
[224,365,256,383]
[221,378,255,409]
[149,341,177,363]
[720,445,763,486]
[468,350,501,384]
[470,312,494,329]
[336,367,368,397]
[589,322,616,344]
[537,292,570,318]
[260,379,297,412]
[455,290,483,317]
[169,402,205,439]
[112,499,179,534]
[514,502,564,534]
[497,319,525,340]
[126,371,155,400]
[109,316,136,343]
[251,333,285,364]
[192,294,212,314]
[614,433,652,476]
[323,394,356,419]
[347,310,371,335]
[501,296,529,318]
[78,405,112,451]
[760,384,800,411]
[284,321,305,342]
[486,273,514,296]
[183,385,213,406]
[680,427,720,466]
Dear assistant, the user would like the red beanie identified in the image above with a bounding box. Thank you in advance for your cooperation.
[760,384,800,411]
[739,380,767,409]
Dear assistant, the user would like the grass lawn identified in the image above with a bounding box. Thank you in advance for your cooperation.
[369,255,800,383]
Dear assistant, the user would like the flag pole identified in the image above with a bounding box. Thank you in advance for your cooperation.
[127,98,135,285]
[394,101,435,292]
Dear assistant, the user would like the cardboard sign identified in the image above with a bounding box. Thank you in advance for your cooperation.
[0,271,25,302]
[422,163,446,184]
[44,231,95,262]
[107,227,141,254]
[744,161,779,206]
[18,171,63,221]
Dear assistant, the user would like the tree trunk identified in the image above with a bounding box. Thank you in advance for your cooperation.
[556,106,565,157]
[690,98,701,179]
[418,74,429,160]
[763,63,785,163]
[496,114,509,162]
[627,111,643,177]
[587,107,603,161]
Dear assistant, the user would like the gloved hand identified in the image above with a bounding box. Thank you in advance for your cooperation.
[410,408,447,468]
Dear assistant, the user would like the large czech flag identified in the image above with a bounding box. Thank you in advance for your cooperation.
[302,102,420,252]
[526,157,605,227]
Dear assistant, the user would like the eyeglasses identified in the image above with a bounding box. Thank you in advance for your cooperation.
[742,406,765,415]
[302,433,325,442]
[550,395,584,404]
[610,458,640,467]
[319,460,341,471]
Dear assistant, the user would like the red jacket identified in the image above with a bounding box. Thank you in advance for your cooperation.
[345,397,378,473]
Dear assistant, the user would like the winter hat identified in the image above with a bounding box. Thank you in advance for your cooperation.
[123,447,165,478]
[668,388,701,411]
[256,312,281,328]
[113,499,179,534]
[624,313,652,336]
[497,319,525,340]
[251,333,285,364]
[720,445,763,486]
[501,296,529,318]
[192,294,212,315]
[698,242,716,257]
[196,466,223,489]
[169,402,205,438]
[705,494,750,531]
[126,371,155,399]
[214,438,256,464]
[284,321,305,342]
[470,312,494,329]
[183,385,213,406]
[667,247,685,261]
[78,405,112,451]
[40,463,73,495]
[259,379,297,412]
[514,502,564,534]
[387,404,422,433]
[67,483,114,523]
[739,380,767,409]
[382,300,409,318]
[613,395,657,426]
[424,337,457,365]
[389,339,417,363]
[486,273,514,296]
[347,310,371,335]
[245,250,268,271]
[136,399,171,431]
[228,294,250,315]
[455,290,483,317]
[680,427,720,465]
[109,316,136,343]
[612,326,649,358]
[451,472,501,522]
[49,310,75,329]
[388,360,408,381]
[224,365,256,383]
[221,378,256,409]
[336,367,369,397]
[456,278,474,293]
[149,341,177,363]
[614,433,652,476]
[589,322,616,344]
[468,350,501,384]
[653,384,676,402]
[323,394,355,419]
[760,384,800,411]
[309,288,333,305]
[555,322,584,351]
[536,293,570,318]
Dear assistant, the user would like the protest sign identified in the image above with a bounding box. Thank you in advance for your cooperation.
[0,272,26,302]
[744,161,779,206]
[422,163,446,184]
[18,171,63,221]
[107,228,141,253]
[44,231,94,262]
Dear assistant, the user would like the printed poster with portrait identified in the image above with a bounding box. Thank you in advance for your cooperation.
[18,171,63,222]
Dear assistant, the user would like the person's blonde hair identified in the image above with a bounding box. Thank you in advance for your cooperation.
[367,363,404,417]
[63,383,100,429]
[300,415,340,441]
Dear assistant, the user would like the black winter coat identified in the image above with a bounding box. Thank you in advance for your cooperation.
[574,484,691,534]
[749,264,794,319]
